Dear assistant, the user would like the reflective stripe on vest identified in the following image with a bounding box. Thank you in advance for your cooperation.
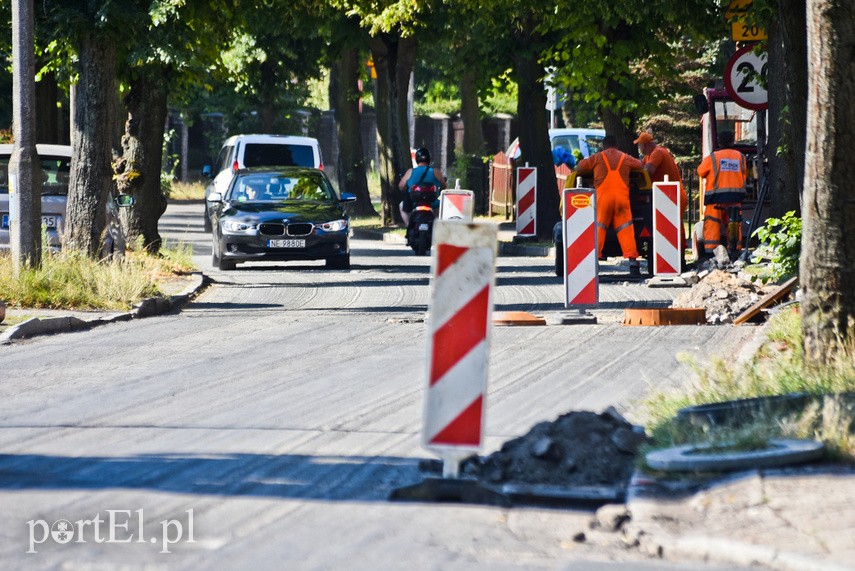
[705,150,746,205]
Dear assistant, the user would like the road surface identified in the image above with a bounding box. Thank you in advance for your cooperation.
[0,203,759,569]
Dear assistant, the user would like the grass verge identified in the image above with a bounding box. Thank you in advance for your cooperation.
[0,243,195,311]
[642,309,855,461]
[167,181,206,201]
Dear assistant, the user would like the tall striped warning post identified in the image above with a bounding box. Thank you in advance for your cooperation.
[559,183,598,324]
[652,176,682,275]
[515,166,537,236]
[423,221,497,477]
[438,189,475,221]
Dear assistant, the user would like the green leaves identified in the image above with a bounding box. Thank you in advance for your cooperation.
[752,211,802,282]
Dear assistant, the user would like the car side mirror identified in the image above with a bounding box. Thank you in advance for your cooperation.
[207,192,223,203]
[694,94,709,115]
[115,194,135,207]
[339,193,357,203]
[202,165,213,178]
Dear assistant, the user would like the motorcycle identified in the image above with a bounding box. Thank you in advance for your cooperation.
[405,183,438,256]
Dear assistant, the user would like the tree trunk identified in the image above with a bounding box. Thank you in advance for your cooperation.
[259,58,277,131]
[35,69,60,144]
[460,68,485,155]
[779,0,808,213]
[800,0,855,364]
[513,50,559,240]
[66,33,116,257]
[333,47,376,218]
[369,34,416,226]
[765,18,798,220]
[116,67,169,253]
[600,106,637,155]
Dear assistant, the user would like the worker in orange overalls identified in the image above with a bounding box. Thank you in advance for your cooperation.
[697,130,747,257]
[576,134,644,276]
[635,132,687,250]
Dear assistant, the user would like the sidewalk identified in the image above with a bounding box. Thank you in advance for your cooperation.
[625,465,855,570]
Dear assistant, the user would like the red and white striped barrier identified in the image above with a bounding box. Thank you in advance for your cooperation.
[562,188,598,308]
[439,189,475,221]
[423,221,498,477]
[652,177,682,275]
[515,166,537,236]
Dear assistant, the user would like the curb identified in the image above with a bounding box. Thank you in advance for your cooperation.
[624,470,850,571]
[0,272,207,344]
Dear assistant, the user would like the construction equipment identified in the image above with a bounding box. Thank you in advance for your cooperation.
[693,86,769,259]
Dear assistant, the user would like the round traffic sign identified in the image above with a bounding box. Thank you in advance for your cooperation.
[725,45,768,110]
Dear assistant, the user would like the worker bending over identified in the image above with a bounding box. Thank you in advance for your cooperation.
[635,132,687,250]
[697,130,747,257]
[575,135,644,277]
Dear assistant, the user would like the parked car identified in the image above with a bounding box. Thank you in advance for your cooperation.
[0,144,134,256]
[207,167,355,270]
[507,128,606,163]
[202,134,323,232]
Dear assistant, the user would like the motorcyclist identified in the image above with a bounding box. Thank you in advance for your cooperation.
[398,147,447,226]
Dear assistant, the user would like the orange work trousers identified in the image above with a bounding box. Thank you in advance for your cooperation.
[702,204,742,254]
[597,154,638,259]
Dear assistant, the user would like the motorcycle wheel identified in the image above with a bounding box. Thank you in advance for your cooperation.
[416,230,430,256]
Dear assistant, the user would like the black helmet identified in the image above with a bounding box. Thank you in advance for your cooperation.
[415,147,431,164]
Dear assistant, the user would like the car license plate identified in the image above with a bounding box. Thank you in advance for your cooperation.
[268,239,305,248]
[1,214,59,229]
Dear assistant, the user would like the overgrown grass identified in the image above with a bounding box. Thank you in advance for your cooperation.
[0,243,195,311]
[642,309,855,460]
[167,180,206,201]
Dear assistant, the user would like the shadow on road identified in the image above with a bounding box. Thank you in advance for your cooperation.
[0,452,422,502]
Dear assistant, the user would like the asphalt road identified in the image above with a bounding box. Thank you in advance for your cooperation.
[0,202,759,569]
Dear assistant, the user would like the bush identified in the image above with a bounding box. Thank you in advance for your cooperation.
[752,210,801,282]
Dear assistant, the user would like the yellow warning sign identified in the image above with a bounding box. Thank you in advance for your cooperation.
[570,194,591,209]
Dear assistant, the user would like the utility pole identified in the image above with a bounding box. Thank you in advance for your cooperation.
[9,0,42,274]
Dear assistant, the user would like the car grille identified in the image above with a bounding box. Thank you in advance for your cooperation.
[259,223,285,236]
[286,223,314,236]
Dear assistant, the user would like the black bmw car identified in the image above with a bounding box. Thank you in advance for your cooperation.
[207,167,356,270]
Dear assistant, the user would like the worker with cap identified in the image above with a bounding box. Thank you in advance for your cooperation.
[575,134,645,276]
[635,132,688,250]
[696,130,747,257]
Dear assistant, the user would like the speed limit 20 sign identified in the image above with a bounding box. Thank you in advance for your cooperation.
[725,45,768,111]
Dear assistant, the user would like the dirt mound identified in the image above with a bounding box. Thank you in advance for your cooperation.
[671,269,777,324]
[461,408,646,488]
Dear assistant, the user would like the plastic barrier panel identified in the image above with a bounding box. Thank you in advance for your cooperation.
[438,189,475,221]
[652,178,682,275]
[423,221,498,477]
[563,188,598,308]
[515,166,536,236]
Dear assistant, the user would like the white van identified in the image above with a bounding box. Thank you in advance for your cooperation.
[202,134,323,231]
[506,128,606,162]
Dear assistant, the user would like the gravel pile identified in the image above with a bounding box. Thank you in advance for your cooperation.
[672,268,777,324]
[460,408,647,488]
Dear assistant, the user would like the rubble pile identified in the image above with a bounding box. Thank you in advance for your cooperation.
[468,408,647,488]
[672,268,777,324]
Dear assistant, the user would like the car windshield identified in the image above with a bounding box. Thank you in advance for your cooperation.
[0,154,71,195]
[227,173,335,203]
[243,144,315,168]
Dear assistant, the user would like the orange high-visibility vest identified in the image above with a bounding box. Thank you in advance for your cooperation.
[698,148,746,205]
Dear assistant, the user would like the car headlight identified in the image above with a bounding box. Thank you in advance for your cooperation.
[222,220,256,233]
[319,219,348,232]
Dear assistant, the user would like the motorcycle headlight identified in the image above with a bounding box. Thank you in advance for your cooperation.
[319,219,348,232]
[222,220,256,233]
